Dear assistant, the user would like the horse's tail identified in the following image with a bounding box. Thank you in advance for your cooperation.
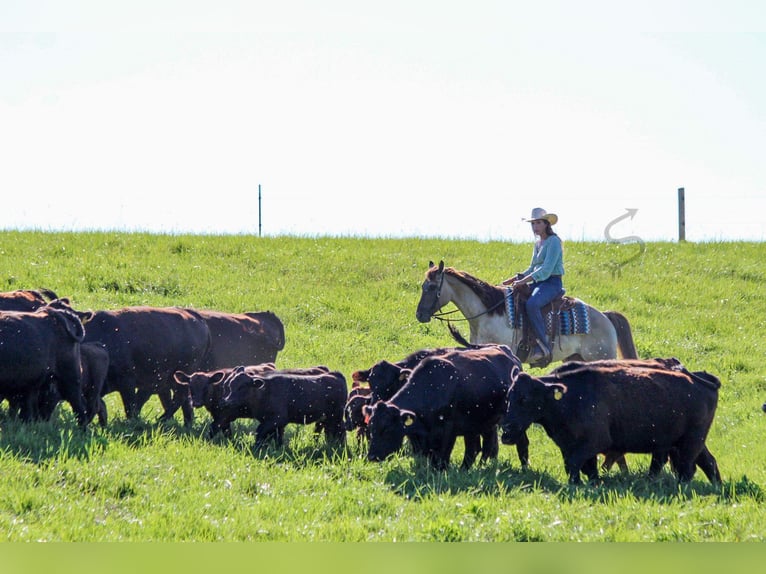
[447,323,474,348]
[604,310,638,359]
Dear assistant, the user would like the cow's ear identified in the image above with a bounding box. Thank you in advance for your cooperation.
[398,368,412,382]
[173,371,191,385]
[210,371,227,385]
[248,377,266,390]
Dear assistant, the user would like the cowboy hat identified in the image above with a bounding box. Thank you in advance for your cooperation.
[524,207,558,225]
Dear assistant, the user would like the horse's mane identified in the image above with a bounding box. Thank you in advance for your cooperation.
[443,267,505,316]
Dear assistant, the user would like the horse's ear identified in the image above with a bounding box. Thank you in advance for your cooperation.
[438,260,444,272]
[429,260,434,268]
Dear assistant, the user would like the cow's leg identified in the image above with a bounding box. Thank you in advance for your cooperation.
[582,456,600,483]
[19,389,39,422]
[514,431,530,468]
[113,376,142,419]
[97,398,108,427]
[255,421,282,446]
[564,448,597,484]
[325,418,346,445]
[564,456,583,485]
[118,388,136,418]
[694,446,721,484]
[461,434,481,469]
[669,446,698,483]
[132,386,154,418]
[648,451,670,477]
[479,426,499,462]
[156,387,177,422]
[168,381,193,426]
[275,425,286,446]
[54,360,89,426]
[178,390,194,426]
[433,432,457,470]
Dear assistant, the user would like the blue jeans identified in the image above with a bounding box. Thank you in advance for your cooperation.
[525,276,564,349]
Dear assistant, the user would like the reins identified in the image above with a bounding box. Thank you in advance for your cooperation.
[431,297,505,322]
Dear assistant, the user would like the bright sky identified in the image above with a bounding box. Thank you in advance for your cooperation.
[2,1,764,242]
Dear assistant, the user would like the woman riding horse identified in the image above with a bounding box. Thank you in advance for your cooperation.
[503,207,564,365]
[416,262,637,367]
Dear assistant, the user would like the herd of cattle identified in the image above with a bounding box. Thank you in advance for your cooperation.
[0,288,734,485]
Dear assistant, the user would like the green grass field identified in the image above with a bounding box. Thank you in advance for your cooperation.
[0,231,764,541]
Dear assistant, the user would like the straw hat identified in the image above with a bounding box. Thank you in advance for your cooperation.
[524,207,558,225]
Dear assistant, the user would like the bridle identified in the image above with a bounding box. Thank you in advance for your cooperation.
[427,269,505,323]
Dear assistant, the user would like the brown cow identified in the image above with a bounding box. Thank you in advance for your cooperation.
[191,309,285,370]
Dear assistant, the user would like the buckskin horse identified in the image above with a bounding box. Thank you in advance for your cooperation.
[415,261,637,367]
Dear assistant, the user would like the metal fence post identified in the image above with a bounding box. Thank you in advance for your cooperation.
[678,187,685,242]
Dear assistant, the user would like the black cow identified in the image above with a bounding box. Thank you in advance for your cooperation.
[0,289,59,312]
[173,364,276,437]
[173,364,330,437]
[352,344,529,465]
[0,305,88,426]
[363,345,522,470]
[501,360,722,485]
[344,382,373,440]
[352,347,459,402]
[38,342,110,426]
[220,366,347,447]
[74,306,212,424]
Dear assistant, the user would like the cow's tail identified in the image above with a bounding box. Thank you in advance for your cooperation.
[604,310,638,359]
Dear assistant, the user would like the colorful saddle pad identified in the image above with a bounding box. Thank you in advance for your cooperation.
[504,287,590,335]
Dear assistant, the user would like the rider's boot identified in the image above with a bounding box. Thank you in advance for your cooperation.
[528,338,551,366]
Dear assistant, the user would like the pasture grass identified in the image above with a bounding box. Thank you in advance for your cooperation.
[0,231,764,541]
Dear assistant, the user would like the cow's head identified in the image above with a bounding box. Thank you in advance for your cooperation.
[367,360,410,402]
[221,366,266,405]
[173,370,228,408]
[501,373,566,445]
[344,391,372,434]
[364,401,418,462]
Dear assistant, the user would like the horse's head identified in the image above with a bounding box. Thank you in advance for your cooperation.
[416,260,447,323]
